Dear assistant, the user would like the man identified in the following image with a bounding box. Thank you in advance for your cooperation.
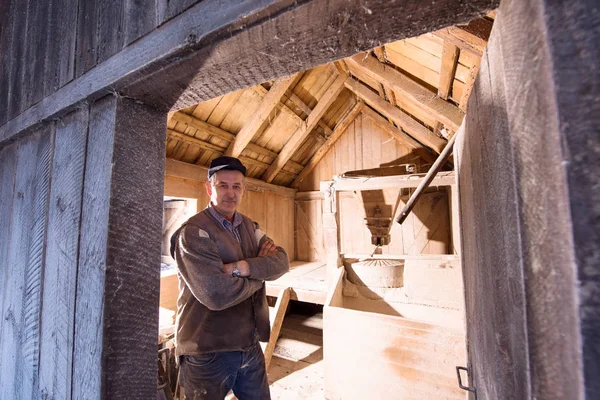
[170,156,289,400]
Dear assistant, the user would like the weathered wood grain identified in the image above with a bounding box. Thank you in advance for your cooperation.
[0,143,18,382]
[43,0,78,96]
[0,1,17,125]
[38,107,89,400]
[75,0,99,78]
[457,0,599,397]
[6,0,29,121]
[124,0,157,45]
[157,0,202,25]
[22,0,51,110]
[72,96,166,399]
[543,2,600,397]
[96,0,125,65]
[0,127,53,400]
[71,96,118,400]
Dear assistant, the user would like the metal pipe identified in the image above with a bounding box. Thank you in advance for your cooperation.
[396,133,457,225]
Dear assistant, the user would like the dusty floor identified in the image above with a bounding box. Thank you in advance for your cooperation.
[226,303,325,400]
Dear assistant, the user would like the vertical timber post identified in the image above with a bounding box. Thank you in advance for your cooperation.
[72,94,166,399]
[321,181,341,280]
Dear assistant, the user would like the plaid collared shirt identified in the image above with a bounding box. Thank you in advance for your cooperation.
[207,204,243,243]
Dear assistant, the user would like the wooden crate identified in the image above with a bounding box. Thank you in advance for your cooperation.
[323,257,467,400]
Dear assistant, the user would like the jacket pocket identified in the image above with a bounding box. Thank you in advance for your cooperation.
[185,353,217,367]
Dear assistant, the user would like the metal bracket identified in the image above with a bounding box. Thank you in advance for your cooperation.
[456,366,477,399]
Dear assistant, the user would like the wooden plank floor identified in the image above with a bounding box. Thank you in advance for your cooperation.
[266,261,328,305]
[227,306,325,400]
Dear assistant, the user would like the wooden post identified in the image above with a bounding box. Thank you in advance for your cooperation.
[320,181,341,280]
[71,95,166,399]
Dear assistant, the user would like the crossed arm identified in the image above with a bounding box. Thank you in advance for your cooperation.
[173,224,289,311]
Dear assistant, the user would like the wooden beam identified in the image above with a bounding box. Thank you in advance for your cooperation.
[171,112,235,141]
[345,54,464,131]
[333,60,349,76]
[292,101,363,188]
[438,42,460,100]
[225,73,299,157]
[165,158,297,198]
[345,79,446,153]
[170,111,290,162]
[167,129,224,153]
[327,171,456,191]
[433,18,493,56]
[285,91,333,135]
[459,58,481,111]
[262,75,347,183]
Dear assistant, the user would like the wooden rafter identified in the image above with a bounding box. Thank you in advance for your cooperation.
[345,79,446,153]
[285,91,334,135]
[167,129,223,153]
[345,54,464,131]
[262,74,347,183]
[171,112,235,141]
[168,113,302,170]
[291,101,363,188]
[166,129,299,178]
[433,18,492,56]
[225,73,299,158]
[438,42,460,100]
[252,85,333,139]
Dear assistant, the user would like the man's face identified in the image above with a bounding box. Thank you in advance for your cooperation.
[205,170,245,218]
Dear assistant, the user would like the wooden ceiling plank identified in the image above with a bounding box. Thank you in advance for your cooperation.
[361,106,418,149]
[225,73,300,158]
[171,112,235,141]
[262,74,347,183]
[345,79,446,153]
[172,112,294,163]
[292,101,363,188]
[438,42,460,100]
[345,54,464,131]
[167,129,224,153]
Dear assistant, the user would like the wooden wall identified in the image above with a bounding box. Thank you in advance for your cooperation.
[164,166,296,259]
[0,0,207,126]
[456,0,599,398]
[298,113,418,192]
[0,95,165,399]
[295,112,451,261]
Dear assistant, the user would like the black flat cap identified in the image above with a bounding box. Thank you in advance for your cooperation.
[207,156,247,179]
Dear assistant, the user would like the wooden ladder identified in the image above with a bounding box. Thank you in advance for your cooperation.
[263,287,291,371]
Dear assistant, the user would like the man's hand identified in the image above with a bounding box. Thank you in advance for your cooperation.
[258,240,277,256]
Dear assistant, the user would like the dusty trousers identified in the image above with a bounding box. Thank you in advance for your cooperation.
[180,341,271,400]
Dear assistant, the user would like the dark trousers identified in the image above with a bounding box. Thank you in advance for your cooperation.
[180,342,271,400]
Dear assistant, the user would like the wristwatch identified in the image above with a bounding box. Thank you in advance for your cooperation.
[232,263,242,278]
